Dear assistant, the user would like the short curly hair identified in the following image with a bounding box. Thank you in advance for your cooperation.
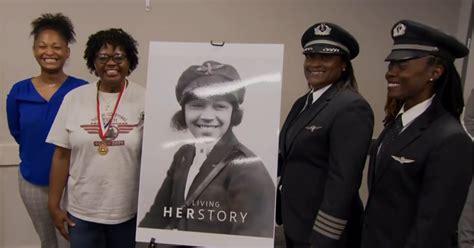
[83,28,139,74]
[31,13,76,44]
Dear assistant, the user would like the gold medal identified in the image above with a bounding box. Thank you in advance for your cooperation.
[98,142,108,155]
[96,80,126,157]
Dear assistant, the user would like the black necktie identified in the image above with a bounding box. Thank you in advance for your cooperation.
[375,114,403,175]
[300,91,313,113]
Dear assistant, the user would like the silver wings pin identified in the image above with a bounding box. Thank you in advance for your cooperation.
[391,155,415,164]
[305,125,322,132]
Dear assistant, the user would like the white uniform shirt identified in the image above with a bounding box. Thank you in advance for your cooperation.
[398,95,434,132]
[184,141,216,199]
[311,84,332,104]
[377,95,434,155]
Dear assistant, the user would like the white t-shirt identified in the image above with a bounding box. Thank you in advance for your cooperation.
[47,81,145,224]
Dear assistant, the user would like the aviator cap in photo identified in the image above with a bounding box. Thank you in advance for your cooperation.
[176,60,245,105]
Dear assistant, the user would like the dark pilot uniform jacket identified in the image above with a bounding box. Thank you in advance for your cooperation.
[278,84,374,247]
[361,102,473,248]
[140,131,275,238]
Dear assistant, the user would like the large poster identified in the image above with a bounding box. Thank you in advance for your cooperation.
[136,42,283,247]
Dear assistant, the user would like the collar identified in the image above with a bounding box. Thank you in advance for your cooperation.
[398,95,434,129]
[310,84,332,104]
[195,139,218,156]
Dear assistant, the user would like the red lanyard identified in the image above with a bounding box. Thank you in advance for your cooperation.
[96,81,125,141]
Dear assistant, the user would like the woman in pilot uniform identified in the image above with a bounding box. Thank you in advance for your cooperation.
[139,60,275,238]
[278,22,374,248]
[361,20,473,248]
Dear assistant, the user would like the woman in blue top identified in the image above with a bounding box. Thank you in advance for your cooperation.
[6,13,87,248]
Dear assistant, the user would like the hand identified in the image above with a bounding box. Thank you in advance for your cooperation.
[49,207,75,240]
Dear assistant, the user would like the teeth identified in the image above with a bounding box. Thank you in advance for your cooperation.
[106,70,119,76]
[197,124,219,128]
[310,71,324,75]
[43,58,57,63]
[388,83,399,88]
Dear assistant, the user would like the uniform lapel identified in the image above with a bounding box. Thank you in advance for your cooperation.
[173,145,196,206]
[373,103,443,185]
[285,84,338,153]
[279,96,306,157]
[367,130,386,191]
[185,131,238,200]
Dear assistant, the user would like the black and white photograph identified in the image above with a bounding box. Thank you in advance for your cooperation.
[136,42,284,247]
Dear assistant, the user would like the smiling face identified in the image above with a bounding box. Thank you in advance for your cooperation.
[184,97,233,140]
[33,29,70,73]
[304,53,346,90]
[385,56,443,109]
[94,44,130,89]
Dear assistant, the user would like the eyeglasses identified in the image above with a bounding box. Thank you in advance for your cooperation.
[96,53,127,64]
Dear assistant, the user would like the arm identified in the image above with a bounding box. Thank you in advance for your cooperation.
[139,168,174,228]
[139,145,189,229]
[313,99,374,247]
[464,90,474,138]
[6,87,20,143]
[404,133,473,248]
[461,90,474,247]
[277,97,307,225]
[459,178,474,248]
[48,146,75,240]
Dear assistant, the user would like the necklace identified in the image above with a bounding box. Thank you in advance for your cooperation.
[44,82,59,88]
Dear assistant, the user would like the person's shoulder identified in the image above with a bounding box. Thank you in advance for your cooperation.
[333,88,373,112]
[127,80,146,98]
[67,75,89,87]
[128,81,145,91]
[72,81,95,93]
[9,78,33,95]
[286,92,310,114]
[421,111,472,151]
[334,88,367,102]
[176,143,194,153]
[13,78,33,86]
[295,92,309,104]
[225,142,273,183]
[228,141,265,167]
[64,81,96,100]
[61,76,88,97]
[433,113,469,140]
[234,141,256,157]
[171,144,195,165]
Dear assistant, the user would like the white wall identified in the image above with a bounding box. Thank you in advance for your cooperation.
[0,0,468,247]
[0,0,467,144]
[0,166,39,248]
[457,0,473,101]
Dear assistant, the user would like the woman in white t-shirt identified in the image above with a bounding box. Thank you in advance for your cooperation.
[47,28,145,248]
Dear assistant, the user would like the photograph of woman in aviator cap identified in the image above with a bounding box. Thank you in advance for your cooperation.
[139,60,275,238]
